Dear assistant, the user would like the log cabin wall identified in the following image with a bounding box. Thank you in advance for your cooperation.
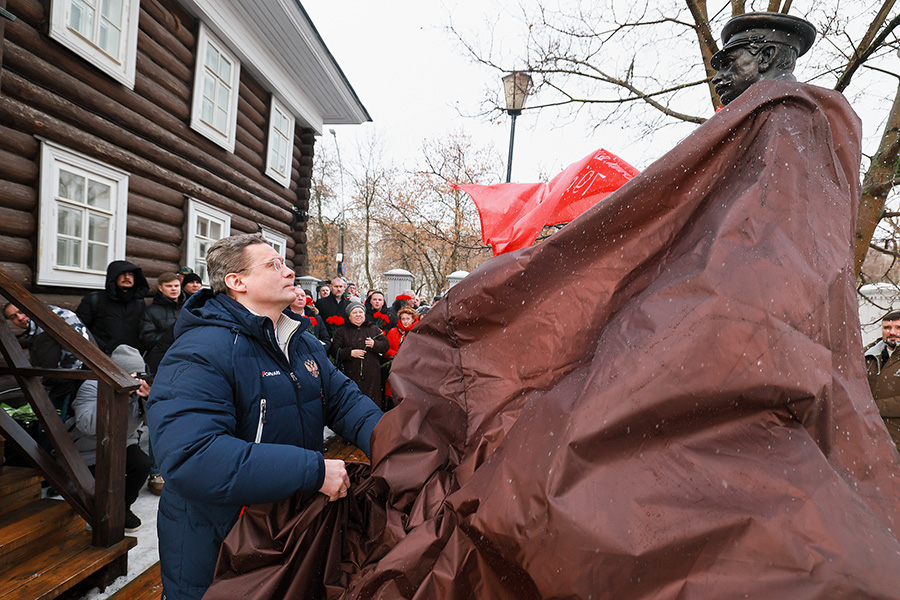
[0,0,314,309]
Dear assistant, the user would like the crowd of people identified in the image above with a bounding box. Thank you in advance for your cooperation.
[1,256,436,536]
[291,276,439,411]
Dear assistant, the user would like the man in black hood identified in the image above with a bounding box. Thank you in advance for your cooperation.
[76,260,150,354]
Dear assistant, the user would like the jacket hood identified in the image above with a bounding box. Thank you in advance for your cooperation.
[105,260,150,301]
[176,290,309,345]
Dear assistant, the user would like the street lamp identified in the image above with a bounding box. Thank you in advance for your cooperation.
[330,129,345,277]
[502,71,532,183]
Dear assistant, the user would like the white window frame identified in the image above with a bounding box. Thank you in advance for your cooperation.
[260,227,287,259]
[49,0,141,88]
[190,23,242,152]
[37,140,129,289]
[265,96,295,187]
[185,199,231,284]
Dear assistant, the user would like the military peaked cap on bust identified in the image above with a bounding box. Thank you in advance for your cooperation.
[710,12,816,70]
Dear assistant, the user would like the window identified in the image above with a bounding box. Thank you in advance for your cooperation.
[38,141,129,288]
[190,24,241,152]
[265,96,295,187]
[185,199,231,284]
[49,0,141,88]
[260,228,287,259]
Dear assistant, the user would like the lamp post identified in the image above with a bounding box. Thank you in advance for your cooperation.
[329,129,345,277]
[502,71,532,183]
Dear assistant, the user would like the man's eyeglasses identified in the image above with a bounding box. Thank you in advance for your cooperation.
[236,257,289,274]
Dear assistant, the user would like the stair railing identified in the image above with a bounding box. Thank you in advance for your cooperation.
[0,266,138,548]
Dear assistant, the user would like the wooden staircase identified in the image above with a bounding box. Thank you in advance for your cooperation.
[0,459,136,599]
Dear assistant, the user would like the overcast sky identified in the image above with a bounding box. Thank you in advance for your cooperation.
[300,0,672,183]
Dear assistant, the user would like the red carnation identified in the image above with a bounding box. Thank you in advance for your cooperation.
[373,312,389,324]
[308,316,317,326]
[326,316,345,326]
[396,294,412,301]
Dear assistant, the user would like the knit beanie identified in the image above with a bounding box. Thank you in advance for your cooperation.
[111,345,145,374]
[345,300,365,318]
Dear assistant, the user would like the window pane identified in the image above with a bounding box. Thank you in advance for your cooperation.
[88,213,109,242]
[196,263,208,283]
[57,238,82,268]
[218,55,232,81]
[209,221,222,239]
[217,85,229,111]
[87,180,111,210]
[87,242,108,270]
[201,97,215,125]
[203,75,216,102]
[58,206,83,237]
[59,170,85,203]
[205,44,219,72]
[197,240,208,259]
[101,0,122,25]
[215,107,228,133]
[99,20,121,57]
[70,0,96,37]
[197,217,208,238]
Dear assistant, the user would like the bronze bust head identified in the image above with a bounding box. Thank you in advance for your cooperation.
[711,12,816,106]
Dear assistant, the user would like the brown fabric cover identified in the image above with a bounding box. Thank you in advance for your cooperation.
[207,81,900,599]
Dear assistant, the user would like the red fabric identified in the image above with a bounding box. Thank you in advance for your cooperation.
[457,147,638,255]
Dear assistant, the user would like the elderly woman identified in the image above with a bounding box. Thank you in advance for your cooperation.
[330,301,389,408]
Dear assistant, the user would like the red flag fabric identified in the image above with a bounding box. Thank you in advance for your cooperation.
[457,147,638,255]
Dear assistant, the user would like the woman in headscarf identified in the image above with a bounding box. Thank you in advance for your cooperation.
[330,301,389,408]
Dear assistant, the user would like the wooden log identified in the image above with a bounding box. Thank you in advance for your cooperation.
[0,74,292,226]
[238,77,268,118]
[137,6,194,71]
[236,109,266,144]
[134,69,190,121]
[124,255,178,277]
[0,179,37,211]
[5,25,299,209]
[0,124,39,158]
[230,213,258,234]
[128,191,184,226]
[235,134,264,165]
[0,261,31,285]
[141,0,196,49]
[126,214,182,244]
[126,236,182,262]
[136,31,192,85]
[237,93,267,132]
[136,47,191,102]
[0,148,38,184]
[234,140,263,171]
[5,0,41,27]
[0,236,32,263]
[129,174,184,208]
[239,69,269,106]
[0,206,34,237]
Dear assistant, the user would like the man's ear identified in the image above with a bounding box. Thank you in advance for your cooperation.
[224,272,246,295]
[756,45,778,73]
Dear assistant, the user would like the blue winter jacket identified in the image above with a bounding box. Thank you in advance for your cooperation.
[146,290,383,600]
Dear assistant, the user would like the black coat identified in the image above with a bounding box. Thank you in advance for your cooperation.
[330,322,389,407]
[139,291,182,355]
[76,260,149,354]
[315,295,349,322]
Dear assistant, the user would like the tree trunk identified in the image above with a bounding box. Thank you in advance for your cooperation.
[855,80,900,276]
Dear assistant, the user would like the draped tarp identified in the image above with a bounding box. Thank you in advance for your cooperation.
[208,81,900,600]
[458,147,638,255]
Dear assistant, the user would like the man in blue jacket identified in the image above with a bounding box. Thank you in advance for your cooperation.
[146,233,383,600]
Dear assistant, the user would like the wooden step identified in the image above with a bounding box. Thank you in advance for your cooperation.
[0,466,43,516]
[0,531,136,600]
[108,561,162,600]
[0,499,81,564]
